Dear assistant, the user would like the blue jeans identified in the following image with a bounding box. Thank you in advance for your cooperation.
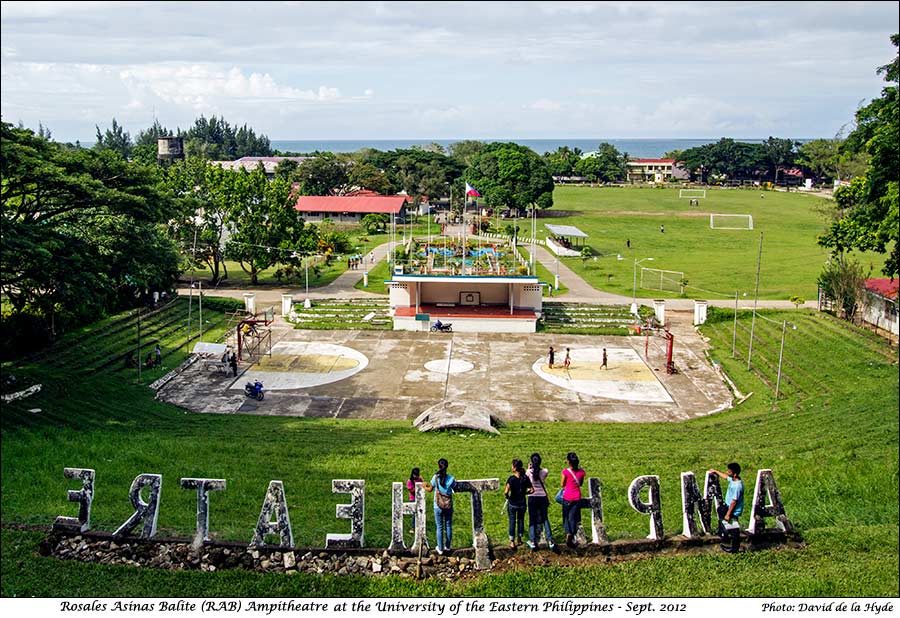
[562,499,581,536]
[507,503,526,540]
[528,496,554,545]
[434,507,453,550]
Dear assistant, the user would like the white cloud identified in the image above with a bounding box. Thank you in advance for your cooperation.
[118,65,343,106]
[528,99,562,112]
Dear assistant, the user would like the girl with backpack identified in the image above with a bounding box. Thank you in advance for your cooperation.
[424,458,456,555]
[560,452,586,548]
[525,452,556,551]
[504,458,533,548]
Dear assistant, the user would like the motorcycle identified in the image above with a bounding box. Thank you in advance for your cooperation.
[430,321,453,333]
[244,380,264,401]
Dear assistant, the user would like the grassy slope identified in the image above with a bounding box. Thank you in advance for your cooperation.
[1,307,897,597]
[540,186,887,301]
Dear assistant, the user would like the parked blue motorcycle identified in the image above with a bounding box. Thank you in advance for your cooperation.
[244,380,264,401]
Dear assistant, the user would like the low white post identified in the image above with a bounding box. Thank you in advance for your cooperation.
[243,293,256,315]
[654,300,665,324]
[693,300,708,326]
[281,295,293,317]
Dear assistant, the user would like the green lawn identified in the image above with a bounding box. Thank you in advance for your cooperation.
[1,303,897,596]
[536,186,887,301]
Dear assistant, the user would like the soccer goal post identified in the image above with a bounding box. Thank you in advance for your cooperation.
[710,214,753,230]
[641,267,685,293]
[679,189,706,199]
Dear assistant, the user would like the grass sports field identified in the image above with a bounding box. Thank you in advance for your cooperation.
[538,186,885,301]
[1,298,897,596]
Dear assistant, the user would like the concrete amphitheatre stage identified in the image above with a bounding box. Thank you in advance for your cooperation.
[157,319,733,427]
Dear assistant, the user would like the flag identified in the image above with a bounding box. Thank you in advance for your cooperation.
[465,183,481,197]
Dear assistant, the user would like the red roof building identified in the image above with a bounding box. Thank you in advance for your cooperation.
[865,278,899,300]
[294,195,408,222]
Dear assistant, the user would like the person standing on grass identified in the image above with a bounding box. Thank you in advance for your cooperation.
[406,467,424,532]
[155,344,162,368]
[548,346,555,369]
[560,452,586,548]
[424,458,456,555]
[709,463,744,553]
[660,224,665,233]
[526,453,556,551]
[504,459,532,549]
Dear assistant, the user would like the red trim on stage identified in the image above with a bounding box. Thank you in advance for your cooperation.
[394,304,537,319]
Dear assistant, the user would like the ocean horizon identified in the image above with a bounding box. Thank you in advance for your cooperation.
[270,137,815,158]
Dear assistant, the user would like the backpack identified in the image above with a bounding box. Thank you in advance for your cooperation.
[434,476,453,512]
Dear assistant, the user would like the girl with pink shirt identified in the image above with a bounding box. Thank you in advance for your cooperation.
[560,451,586,548]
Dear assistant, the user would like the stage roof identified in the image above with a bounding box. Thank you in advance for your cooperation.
[389,274,538,284]
[545,224,588,238]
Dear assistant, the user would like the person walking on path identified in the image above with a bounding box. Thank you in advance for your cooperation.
[709,463,744,553]
[560,452,586,548]
[229,352,238,377]
[424,458,456,555]
[548,346,555,369]
[525,453,556,551]
[601,348,608,370]
[504,459,533,549]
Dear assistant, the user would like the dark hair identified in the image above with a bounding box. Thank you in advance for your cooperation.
[437,458,448,483]
[530,452,542,470]
[409,467,420,482]
[566,452,580,471]
[727,462,741,478]
[512,458,525,476]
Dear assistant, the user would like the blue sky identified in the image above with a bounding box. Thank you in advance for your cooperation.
[1,1,897,142]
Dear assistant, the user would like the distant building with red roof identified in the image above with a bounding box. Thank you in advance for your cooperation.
[862,278,898,338]
[625,158,689,182]
[294,195,408,223]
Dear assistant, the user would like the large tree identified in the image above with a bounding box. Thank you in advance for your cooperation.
[183,115,273,160]
[819,34,899,278]
[464,142,554,214]
[224,167,314,285]
[94,118,133,159]
[575,143,627,182]
[294,153,350,196]
[1,122,179,340]
[544,146,581,176]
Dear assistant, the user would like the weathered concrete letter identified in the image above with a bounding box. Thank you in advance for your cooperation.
[325,480,365,548]
[748,469,794,534]
[585,477,608,544]
[250,480,293,548]
[628,475,664,540]
[389,481,427,552]
[54,467,95,532]
[681,471,716,537]
[180,478,226,542]
[113,473,162,539]
[455,479,499,569]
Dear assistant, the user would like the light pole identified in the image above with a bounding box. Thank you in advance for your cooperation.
[304,254,311,309]
[632,257,654,314]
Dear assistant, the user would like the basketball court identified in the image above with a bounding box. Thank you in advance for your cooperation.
[157,315,732,425]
